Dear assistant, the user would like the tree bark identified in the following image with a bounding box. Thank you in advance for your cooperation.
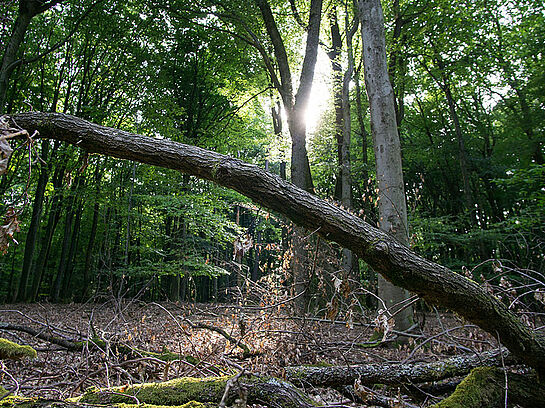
[82,161,101,298]
[30,155,65,301]
[254,0,322,193]
[9,111,545,373]
[328,8,344,201]
[357,0,413,332]
[0,1,61,112]
[76,375,318,408]
[16,140,49,301]
[0,10,32,113]
[254,0,322,313]
[328,7,358,287]
[285,349,515,387]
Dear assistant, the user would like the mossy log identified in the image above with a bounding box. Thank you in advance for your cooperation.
[0,395,212,408]
[0,337,37,360]
[286,349,515,387]
[432,367,545,408]
[0,322,196,363]
[76,375,318,408]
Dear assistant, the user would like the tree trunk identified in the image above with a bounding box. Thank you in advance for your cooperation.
[16,141,49,301]
[340,9,358,278]
[10,111,545,373]
[0,11,32,112]
[52,171,84,301]
[439,62,475,216]
[357,0,413,333]
[328,8,344,201]
[52,204,75,301]
[285,349,514,387]
[77,375,317,408]
[30,157,64,301]
[328,7,358,288]
[82,162,102,299]
[255,0,322,312]
[254,0,321,193]
[61,202,82,298]
[354,56,370,201]
[0,1,61,112]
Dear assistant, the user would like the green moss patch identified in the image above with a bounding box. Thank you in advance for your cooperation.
[0,338,37,360]
[78,376,230,405]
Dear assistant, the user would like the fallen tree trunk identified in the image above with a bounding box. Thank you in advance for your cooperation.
[75,375,318,408]
[285,349,515,387]
[0,321,196,363]
[7,112,545,374]
[1,396,213,408]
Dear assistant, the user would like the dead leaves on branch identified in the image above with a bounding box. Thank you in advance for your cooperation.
[0,207,20,254]
[233,234,253,259]
[0,115,39,254]
[0,116,14,175]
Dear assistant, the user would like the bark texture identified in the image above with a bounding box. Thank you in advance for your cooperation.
[8,111,545,373]
[77,375,318,408]
[357,0,412,331]
[285,349,514,387]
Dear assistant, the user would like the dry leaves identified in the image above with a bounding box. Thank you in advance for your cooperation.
[0,207,20,254]
[0,116,14,175]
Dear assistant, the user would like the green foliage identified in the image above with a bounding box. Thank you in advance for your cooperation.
[1,0,544,303]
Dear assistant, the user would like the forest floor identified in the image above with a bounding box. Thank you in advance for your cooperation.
[0,301,499,407]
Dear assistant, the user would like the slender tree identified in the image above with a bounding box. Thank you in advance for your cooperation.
[357,0,413,333]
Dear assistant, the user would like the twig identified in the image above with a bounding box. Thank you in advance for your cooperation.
[219,368,245,408]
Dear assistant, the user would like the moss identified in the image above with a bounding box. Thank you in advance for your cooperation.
[114,402,212,408]
[77,376,230,405]
[356,330,384,348]
[77,375,318,408]
[0,396,211,408]
[433,367,504,408]
[435,367,545,408]
[0,395,37,408]
[0,338,37,360]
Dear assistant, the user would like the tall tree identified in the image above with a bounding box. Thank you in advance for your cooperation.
[0,0,61,112]
[327,5,358,282]
[253,0,322,192]
[357,0,413,333]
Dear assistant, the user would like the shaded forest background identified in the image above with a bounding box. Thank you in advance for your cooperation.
[0,0,543,314]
